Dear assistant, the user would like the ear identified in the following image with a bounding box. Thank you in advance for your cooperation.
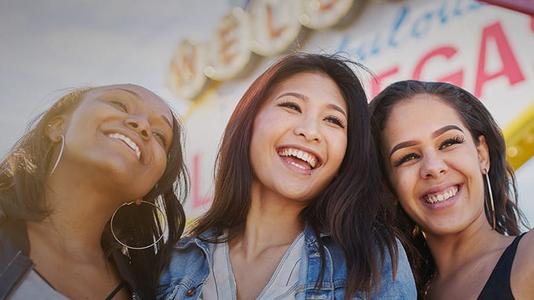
[476,135,490,172]
[45,117,66,142]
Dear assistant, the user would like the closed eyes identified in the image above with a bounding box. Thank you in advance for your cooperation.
[109,100,128,112]
[108,100,169,148]
[152,131,168,148]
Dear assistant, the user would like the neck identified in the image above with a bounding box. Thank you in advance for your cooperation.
[232,181,306,257]
[29,164,123,261]
[425,213,508,279]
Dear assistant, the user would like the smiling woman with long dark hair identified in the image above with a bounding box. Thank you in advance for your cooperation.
[0,84,188,299]
[158,53,416,299]
[369,80,534,299]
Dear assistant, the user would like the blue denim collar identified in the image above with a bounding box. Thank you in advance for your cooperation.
[177,224,329,251]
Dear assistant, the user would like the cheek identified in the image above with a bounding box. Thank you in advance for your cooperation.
[329,133,347,166]
[390,168,415,205]
[156,152,168,177]
[391,171,422,222]
[149,147,168,180]
[249,129,267,166]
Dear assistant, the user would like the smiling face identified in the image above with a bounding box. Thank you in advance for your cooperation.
[249,72,348,202]
[59,84,173,201]
[382,94,490,236]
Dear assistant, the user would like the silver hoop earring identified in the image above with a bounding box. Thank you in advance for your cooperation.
[50,135,65,175]
[110,200,167,251]
[483,168,496,230]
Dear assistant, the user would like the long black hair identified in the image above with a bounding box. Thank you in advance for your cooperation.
[192,53,399,298]
[0,86,188,298]
[369,80,528,297]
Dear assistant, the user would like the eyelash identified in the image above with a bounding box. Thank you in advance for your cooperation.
[153,132,167,147]
[325,116,345,128]
[393,135,465,167]
[393,153,420,167]
[110,100,128,112]
[109,100,168,147]
[277,101,345,128]
[278,101,301,112]
[439,135,465,150]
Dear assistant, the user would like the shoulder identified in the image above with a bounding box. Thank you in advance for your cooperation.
[512,230,534,298]
[157,235,212,299]
[371,239,417,299]
[0,219,33,297]
[0,218,29,266]
[161,235,210,276]
[322,237,416,299]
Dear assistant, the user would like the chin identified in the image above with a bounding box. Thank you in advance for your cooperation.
[280,188,318,203]
[89,156,138,185]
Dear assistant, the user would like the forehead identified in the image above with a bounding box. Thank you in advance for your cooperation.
[87,84,172,119]
[271,72,347,110]
[384,94,466,143]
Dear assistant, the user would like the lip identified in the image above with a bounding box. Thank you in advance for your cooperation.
[276,144,324,175]
[420,183,462,210]
[104,129,146,163]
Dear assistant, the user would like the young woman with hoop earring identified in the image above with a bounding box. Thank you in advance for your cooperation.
[0,84,188,299]
[369,80,534,299]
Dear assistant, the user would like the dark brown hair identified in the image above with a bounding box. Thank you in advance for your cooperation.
[192,53,399,297]
[0,86,188,298]
[369,80,528,297]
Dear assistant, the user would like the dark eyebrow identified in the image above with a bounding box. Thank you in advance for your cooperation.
[432,125,463,138]
[116,88,173,130]
[275,92,347,118]
[276,92,307,101]
[389,141,418,159]
[388,125,464,158]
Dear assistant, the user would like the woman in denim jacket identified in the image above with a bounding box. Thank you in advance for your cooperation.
[158,53,416,299]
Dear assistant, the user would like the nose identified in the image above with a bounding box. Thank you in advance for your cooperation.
[125,116,150,140]
[420,152,448,179]
[294,117,321,143]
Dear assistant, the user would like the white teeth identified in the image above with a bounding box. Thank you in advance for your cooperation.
[108,133,141,160]
[425,186,458,204]
[278,147,318,169]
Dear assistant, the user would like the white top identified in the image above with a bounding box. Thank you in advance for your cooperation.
[8,269,68,300]
[201,232,304,300]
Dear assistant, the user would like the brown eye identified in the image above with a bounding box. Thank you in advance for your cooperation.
[394,153,420,167]
[439,136,465,150]
[278,101,301,113]
[324,115,345,129]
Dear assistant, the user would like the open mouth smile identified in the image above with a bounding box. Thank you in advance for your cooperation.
[423,185,459,204]
[108,132,141,160]
[277,146,322,173]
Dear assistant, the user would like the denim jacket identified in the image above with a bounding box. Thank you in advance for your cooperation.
[157,225,416,299]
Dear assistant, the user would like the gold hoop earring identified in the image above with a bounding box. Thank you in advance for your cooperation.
[483,168,496,230]
[50,135,65,175]
[110,200,167,251]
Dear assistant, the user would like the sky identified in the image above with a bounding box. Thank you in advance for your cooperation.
[0,0,231,154]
